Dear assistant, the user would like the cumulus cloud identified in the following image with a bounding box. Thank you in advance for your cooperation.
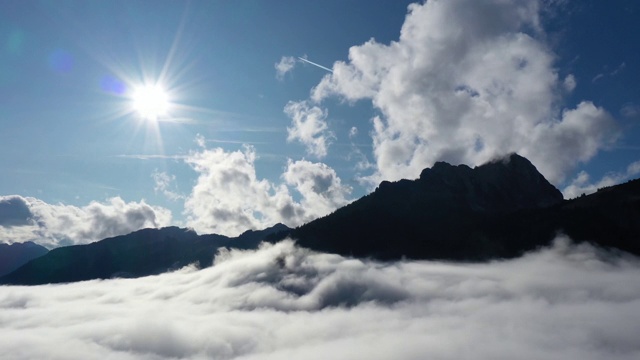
[283,159,352,217]
[0,195,32,227]
[563,159,640,199]
[183,145,351,236]
[306,0,618,185]
[0,195,172,248]
[183,145,293,235]
[284,100,335,158]
[1,237,640,359]
[275,56,297,80]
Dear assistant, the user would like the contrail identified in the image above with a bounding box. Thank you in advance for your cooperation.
[298,57,333,73]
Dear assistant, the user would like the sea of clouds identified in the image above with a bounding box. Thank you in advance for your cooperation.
[1,237,640,359]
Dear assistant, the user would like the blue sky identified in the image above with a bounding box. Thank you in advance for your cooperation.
[1,0,639,247]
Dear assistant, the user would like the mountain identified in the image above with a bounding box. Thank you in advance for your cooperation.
[3,153,640,285]
[551,180,640,254]
[0,223,289,285]
[275,154,640,260]
[0,241,49,277]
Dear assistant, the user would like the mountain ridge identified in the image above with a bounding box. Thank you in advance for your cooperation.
[0,241,49,277]
[3,153,640,285]
[0,223,290,285]
[279,153,639,260]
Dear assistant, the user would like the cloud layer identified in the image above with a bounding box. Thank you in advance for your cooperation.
[1,237,639,359]
[305,0,619,184]
[0,195,171,248]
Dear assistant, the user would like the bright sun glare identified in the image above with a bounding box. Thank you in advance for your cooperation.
[131,84,170,121]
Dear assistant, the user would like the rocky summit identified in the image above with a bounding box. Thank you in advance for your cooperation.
[417,153,563,212]
[283,153,639,261]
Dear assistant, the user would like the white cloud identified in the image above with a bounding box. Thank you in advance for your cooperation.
[195,133,206,148]
[284,100,335,158]
[620,103,640,119]
[183,144,351,236]
[151,170,184,201]
[348,126,358,139]
[308,0,618,185]
[592,73,604,83]
[183,145,290,236]
[527,102,618,183]
[283,159,352,218]
[275,56,297,80]
[1,237,640,359]
[611,62,626,76]
[563,74,576,92]
[563,159,640,199]
[0,195,172,248]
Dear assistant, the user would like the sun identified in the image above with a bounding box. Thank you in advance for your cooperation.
[131,84,170,121]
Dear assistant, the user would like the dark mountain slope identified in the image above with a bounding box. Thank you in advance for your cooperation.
[556,180,640,254]
[0,224,289,285]
[4,153,639,285]
[280,154,639,260]
[0,241,49,277]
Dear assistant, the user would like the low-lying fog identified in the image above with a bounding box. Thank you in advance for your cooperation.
[2,237,640,360]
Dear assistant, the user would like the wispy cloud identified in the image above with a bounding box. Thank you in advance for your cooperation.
[206,139,271,145]
[284,100,335,158]
[592,62,626,83]
[620,103,640,119]
[275,56,297,80]
[611,62,626,76]
[563,159,640,199]
[156,116,200,124]
[116,154,188,160]
[151,170,184,201]
[563,74,577,92]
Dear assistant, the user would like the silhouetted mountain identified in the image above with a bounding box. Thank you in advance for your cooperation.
[0,224,290,285]
[417,154,563,212]
[552,180,640,254]
[4,153,640,285]
[0,241,48,277]
[277,154,640,260]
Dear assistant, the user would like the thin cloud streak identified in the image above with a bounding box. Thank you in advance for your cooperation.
[206,139,271,145]
[298,57,333,73]
[116,154,188,160]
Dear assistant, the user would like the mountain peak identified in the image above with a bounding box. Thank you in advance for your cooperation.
[477,153,539,175]
[411,153,562,212]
